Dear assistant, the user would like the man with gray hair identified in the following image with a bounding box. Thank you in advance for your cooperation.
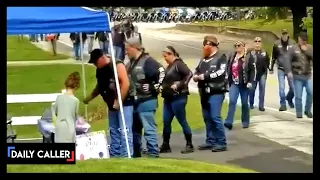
[125,37,165,158]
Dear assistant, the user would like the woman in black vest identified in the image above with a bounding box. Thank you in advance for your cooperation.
[224,41,256,130]
[160,46,194,154]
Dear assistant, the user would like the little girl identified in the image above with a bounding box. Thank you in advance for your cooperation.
[54,72,80,143]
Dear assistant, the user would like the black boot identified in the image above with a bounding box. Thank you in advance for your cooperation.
[159,142,171,153]
[181,134,194,154]
[160,134,171,153]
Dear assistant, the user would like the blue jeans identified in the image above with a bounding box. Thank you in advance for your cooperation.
[40,34,45,41]
[99,41,109,54]
[133,99,159,157]
[30,34,38,42]
[278,69,294,106]
[201,94,227,148]
[225,83,250,127]
[163,96,192,140]
[249,74,267,108]
[293,77,313,116]
[113,45,124,60]
[73,43,80,58]
[108,106,134,157]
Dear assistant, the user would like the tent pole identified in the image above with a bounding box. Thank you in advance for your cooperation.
[107,26,131,158]
[79,32,88,120]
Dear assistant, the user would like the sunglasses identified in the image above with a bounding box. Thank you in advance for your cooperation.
[254,40,261,43]
[234,44,242,47]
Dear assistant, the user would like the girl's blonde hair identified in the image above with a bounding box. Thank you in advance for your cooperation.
[64,72,80,89]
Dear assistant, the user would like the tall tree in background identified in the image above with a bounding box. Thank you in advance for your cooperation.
[290,6,307,39]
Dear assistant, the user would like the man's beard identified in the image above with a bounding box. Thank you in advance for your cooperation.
[202,46,213,59]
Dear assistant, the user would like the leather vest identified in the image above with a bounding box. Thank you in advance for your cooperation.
[228,51,253,84]
[96,60,134,109]
[291,45,312,76]
[162,60,189,98]
[127,54,153,100]
[200,53,228,94]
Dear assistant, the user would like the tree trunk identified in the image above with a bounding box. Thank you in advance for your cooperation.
[290,6,307,40]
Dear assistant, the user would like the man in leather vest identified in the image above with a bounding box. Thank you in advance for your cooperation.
[125,37,165,158]
[285,32,313,118]
[248,37,270,111]
[193,36,228,152]
[270,29,295,111]
[83,49,134,157]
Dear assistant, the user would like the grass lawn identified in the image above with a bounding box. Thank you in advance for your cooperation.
[7,64,244,139]
[193,19,313,55]
[7,35,69,61]
[7,158,256,173]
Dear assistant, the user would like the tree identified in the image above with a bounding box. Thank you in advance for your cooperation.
[290,6,307,39]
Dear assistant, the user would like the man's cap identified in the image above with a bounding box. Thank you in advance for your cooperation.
[281,29,289,34]
[204,36,219,45]
[298,31,308,41]
[125,37,143,50]
[88,49,104,64]
[254,37,262,42]
[235,40,245,46]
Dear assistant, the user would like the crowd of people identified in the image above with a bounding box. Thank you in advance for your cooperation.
[53,25,313,158]
[68,20,141,61]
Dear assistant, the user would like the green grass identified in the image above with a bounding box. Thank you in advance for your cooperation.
[7,158,257,173]
[7,64,244,139]
[7,35,69,61]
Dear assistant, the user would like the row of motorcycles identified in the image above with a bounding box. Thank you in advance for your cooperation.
[110,10,241,23]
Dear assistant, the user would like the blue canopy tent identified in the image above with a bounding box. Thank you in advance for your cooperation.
[7,7,111,34]
[6,7,131,157]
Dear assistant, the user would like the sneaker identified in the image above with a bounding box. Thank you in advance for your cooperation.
[198,144,213,150]
[259,107,265,111]
[212,146,227,152]
[304,111,313,118]
[279,106,287,111]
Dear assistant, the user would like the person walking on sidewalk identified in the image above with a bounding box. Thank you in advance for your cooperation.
[95,31,109,54]
[285,32,313,118]
[160,46,194,154]
[269,29,295,111]
[194,36,228,152]
[87,32,95,54]
[224,41,256,130]
[248,37,270,111]
[70,32,87,60]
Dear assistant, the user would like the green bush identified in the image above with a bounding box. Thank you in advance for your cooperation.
[300,17,313,30]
